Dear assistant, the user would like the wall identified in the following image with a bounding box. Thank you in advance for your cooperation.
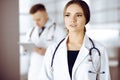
[0,0,20,80]
[90,0,120,29]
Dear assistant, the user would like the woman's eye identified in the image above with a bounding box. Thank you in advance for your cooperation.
[77,14,82,17]
[65,14,70,17]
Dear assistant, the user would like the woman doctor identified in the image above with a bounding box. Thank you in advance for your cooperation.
[39,0,111,80]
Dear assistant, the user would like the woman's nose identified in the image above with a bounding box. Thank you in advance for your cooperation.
[71,16,76,23]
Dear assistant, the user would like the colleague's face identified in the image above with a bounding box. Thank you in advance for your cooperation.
[64,4,86,32]
[31,10,48,28]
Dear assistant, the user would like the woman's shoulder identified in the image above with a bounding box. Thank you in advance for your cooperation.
[46,38,65,54]
[92,39,105,49]
[45,42,60,55]
[91,38,107,55]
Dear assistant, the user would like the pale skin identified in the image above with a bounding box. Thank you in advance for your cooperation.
[31,10,48,55]
[64,4,86,50]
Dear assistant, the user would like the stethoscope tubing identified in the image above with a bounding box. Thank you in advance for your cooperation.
[51,38,65,67]
[29,22,56,39]
[50,37,105,79]
[51,37,100,67]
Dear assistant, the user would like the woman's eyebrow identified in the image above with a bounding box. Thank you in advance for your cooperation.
[76,12,83,14]
[64,12,83,15]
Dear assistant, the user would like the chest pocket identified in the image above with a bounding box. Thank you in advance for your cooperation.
[75,56,98,80]
[87,55,100,80]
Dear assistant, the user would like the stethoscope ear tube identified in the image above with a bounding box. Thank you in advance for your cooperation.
[88,70,105,74]
[51,38,65,67]
[89,38,101,56]
[29,27,35,38]
[89,38,104,80]
[89,47,101,56]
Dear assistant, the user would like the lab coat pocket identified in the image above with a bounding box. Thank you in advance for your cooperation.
[46,35,54,41]
[86,62,96,80]
[75,57,96,80]
[87,59,100,80]
[88,71,97,80]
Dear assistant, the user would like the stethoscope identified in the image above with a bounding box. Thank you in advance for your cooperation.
[51,37,105,80]
[88,38,105,80]
[29,22,56,40]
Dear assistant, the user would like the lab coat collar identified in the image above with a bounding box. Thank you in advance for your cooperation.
[63,33,91,50]
[37,19,54,32]
[63,34,92,79]
[72,34,92,78]
[83,33,92,49]
[36,19,54,33]
[44,18,54,28]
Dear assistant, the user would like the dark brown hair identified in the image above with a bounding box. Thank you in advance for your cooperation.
[30,3,46,14]
[64,0,90,24]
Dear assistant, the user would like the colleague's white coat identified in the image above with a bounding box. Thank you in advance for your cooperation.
[39,34,111,80]
[26,19,67,80]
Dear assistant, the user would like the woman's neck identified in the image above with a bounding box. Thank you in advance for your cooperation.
[67,31,85,50]
[68,31,84,44]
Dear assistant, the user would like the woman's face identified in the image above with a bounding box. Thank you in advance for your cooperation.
[64,4,86,32]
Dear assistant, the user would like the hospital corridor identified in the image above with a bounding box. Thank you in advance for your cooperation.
[0,0,120,80]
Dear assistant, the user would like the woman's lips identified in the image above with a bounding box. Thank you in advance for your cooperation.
[70,24,77,27]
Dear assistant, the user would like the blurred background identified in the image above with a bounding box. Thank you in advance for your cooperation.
[0,0,120,80]
[19,0,120,80]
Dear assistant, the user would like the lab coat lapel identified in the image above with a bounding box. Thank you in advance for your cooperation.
[59,37,71,80]
[31,27,40,44]
[72,35,91,76]
[40,22,55,41]
[72,46,89,74]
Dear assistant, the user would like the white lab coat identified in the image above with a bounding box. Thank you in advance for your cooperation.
[26,19,67,80]
[39,34,111,80]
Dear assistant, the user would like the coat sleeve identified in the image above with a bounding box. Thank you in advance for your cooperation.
[38,46,54,80]
[100,47,111,80]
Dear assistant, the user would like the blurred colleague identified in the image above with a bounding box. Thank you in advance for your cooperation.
[25,3,67,80]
